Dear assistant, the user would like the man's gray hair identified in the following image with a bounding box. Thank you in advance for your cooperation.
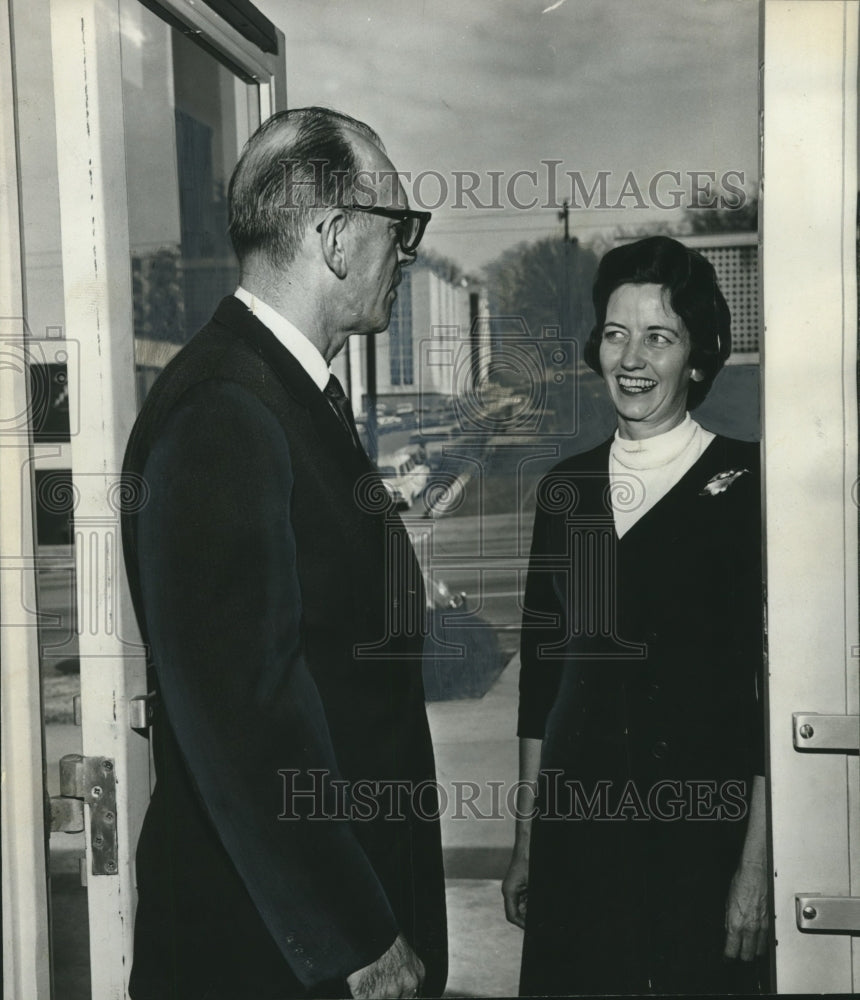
[228,107,385,269]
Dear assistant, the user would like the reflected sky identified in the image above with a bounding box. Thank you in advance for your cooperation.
[265,0,759,270]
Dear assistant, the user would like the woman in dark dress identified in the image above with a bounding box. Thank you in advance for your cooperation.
[502,236,768,996]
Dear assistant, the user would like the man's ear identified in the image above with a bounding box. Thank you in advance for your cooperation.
[318,211,349,280]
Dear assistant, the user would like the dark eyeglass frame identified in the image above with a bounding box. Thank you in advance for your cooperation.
[317,205,432,255]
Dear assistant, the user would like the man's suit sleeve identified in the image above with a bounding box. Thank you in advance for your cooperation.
[134,379,398,987]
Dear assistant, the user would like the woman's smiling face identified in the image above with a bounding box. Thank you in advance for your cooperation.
[599,282,702,440]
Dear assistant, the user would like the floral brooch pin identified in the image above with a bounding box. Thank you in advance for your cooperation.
[699,468,750,496]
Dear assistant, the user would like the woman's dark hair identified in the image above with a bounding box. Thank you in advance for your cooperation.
[583,236,732,409]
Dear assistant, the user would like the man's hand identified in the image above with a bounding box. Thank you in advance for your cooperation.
[724,859,769,961]
[501,852,529,929]
[346,933,425,999]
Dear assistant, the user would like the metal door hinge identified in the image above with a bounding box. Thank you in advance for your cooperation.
[792,713,859,752]
[50,754,118,876]
[797,894,860,932]
[50,795,83,834]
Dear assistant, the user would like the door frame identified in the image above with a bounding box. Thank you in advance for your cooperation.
[0,0,52,995]
[762,1,859,991]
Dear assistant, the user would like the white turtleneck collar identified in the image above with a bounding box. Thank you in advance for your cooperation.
[609,414,714,537]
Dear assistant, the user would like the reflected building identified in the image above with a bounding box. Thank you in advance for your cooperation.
[340,266,490,419]
[681,232,759,359]
[128,20,248,401]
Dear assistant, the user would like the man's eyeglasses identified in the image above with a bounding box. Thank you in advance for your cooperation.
[318,206,432,255]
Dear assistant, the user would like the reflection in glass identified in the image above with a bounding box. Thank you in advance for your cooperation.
[121,0,259,405]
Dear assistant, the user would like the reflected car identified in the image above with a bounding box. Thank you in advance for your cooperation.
[377,449,431,509]
[428,576,467,611]
[377,414,403,429]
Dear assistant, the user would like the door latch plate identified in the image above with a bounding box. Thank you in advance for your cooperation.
[796,894,860,932]
[792,713,859,752]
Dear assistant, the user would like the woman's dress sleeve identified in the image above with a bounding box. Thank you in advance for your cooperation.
[518,477,565,739]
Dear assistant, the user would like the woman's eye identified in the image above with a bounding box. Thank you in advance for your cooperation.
[646,333,672,346]
[603,329,625,343]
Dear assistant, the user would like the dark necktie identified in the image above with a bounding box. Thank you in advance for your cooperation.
[324,374,364,452]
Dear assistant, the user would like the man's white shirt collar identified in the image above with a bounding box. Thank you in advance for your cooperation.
[234,286,329,391]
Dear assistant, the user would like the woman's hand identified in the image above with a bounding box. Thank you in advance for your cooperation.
[724,859,768,961]
[724,775,768,961]
[502,852,529,929]
[503,738,542,929]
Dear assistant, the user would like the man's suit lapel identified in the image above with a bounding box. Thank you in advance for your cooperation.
[213,296,375,476]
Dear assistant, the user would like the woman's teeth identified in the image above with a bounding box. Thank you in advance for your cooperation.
[618,376,657,393]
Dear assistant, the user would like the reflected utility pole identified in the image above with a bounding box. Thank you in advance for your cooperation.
[558,200,577,344]
[559,199,571,244]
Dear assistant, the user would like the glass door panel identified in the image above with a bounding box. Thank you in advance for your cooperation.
[119,0,260,404]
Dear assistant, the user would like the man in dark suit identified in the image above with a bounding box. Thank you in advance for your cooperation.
[121,107,446,1000]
